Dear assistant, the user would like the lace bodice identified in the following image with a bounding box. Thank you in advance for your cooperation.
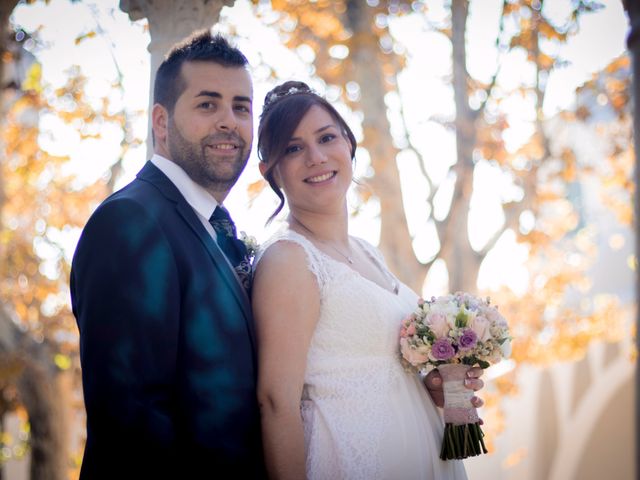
[255,229,467,480]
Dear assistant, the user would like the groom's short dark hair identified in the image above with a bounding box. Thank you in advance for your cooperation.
[153,30,249,114]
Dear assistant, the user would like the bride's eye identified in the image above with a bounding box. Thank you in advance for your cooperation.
[319,134,336,143]
[285,144,302,155]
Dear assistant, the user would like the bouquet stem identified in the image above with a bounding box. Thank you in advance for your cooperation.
[437,363,488,460]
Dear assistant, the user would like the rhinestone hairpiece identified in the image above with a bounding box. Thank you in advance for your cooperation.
[263,85,316,111]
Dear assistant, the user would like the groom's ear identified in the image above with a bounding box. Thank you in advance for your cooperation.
[152,103,169,154]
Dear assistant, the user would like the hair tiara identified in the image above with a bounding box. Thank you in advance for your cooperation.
[262,82,318,114]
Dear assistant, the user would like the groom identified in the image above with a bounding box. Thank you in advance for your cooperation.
[70,31,262,478]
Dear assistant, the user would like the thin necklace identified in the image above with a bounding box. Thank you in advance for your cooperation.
[293,217,354,264]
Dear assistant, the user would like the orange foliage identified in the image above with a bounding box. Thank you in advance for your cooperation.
[575,55,633,225]
[0,61,140,348]
[1,50,142,470]
[252,0,407,106]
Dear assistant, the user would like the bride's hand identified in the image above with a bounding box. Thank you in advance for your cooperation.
[423,367,485,413]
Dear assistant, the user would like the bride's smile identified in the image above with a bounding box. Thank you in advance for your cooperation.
[304,170,337,184]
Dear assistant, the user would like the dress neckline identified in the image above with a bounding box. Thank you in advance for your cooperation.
[285,229,400,297]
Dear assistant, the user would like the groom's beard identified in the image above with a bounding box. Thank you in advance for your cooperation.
[167,117,251,193]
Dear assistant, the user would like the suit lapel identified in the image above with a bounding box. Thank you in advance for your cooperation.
[137,161,256,350]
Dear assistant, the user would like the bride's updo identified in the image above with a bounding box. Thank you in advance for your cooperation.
[258,81,357,222]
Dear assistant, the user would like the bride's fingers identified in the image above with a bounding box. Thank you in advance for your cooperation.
[464,367,484,391]
[466,366,484,379]
[464,377,484,391]
[471,395,484,408]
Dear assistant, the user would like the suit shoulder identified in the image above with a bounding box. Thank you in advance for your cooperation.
[88,176,170,226]
[75,190,170,262]
[89,194,154,227]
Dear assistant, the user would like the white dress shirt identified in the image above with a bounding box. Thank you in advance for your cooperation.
[150,153,219,241]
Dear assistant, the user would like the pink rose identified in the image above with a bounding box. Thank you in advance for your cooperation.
[426,312,450,339]
[400,338,429,366]
[406,324,416,336]
[469,315,492,342]
[402,313,416,326]
[485,306,507,328]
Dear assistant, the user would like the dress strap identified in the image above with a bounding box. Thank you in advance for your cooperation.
[254,229,329,291]
[353,237,400,294]
[353,237,386,265]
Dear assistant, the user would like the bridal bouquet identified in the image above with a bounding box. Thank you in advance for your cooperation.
[399,292,511,460]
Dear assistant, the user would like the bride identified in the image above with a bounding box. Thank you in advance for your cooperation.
[252,81,483,480]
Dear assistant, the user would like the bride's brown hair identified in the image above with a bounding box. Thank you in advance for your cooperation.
[257,81,357,223]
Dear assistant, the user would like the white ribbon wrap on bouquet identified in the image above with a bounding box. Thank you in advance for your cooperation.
[438,363,480,425]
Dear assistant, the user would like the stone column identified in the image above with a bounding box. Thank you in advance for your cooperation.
[621,1,639,477]
[119,0,235,157]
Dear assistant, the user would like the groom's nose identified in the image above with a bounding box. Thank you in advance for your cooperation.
[215,104,238,132]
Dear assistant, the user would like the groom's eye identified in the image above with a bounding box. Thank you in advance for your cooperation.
[234,104,251,113]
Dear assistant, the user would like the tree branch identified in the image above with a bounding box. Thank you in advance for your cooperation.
[396,86,435,193]
[472,0,509,120]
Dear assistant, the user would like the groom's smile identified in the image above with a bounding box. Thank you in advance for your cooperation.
[203,134,244,156]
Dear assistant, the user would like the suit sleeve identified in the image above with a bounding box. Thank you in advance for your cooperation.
[70,197,180,471]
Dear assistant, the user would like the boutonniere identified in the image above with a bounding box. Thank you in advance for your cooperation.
[239,231,259,259]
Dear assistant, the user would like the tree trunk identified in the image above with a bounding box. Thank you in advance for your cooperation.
[344,0,426,293]
[0,307,67,480]
[441,0,481,293]
[18,365,68,480]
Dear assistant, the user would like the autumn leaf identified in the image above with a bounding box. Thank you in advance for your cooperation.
[246,179,266,203]
[21,62,43,93]
[74,31,96,45]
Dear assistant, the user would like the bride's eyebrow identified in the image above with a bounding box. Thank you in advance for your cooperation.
[288,124,335,142]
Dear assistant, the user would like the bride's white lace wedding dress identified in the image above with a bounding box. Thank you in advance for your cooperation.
[256,229,468,480]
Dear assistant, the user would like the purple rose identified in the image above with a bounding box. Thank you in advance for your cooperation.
[458,328,478,350]
[430,338,455,361]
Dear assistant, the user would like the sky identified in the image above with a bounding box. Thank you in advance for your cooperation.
[10,0,630,296]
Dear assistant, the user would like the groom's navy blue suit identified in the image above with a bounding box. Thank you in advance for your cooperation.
[71,161,264,479]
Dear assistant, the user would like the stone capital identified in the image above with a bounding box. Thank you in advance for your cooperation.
[120,0,235,56]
